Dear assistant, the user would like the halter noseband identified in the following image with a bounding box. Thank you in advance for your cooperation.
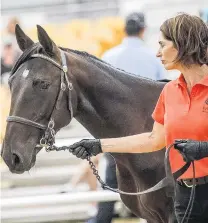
[7,50,73,151]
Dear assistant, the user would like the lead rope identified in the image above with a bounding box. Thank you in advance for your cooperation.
[49,143,195,223]
[48,142,196,222]
[86,145,196,223]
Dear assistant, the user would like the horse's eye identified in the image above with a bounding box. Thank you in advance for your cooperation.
[32,79,51,90]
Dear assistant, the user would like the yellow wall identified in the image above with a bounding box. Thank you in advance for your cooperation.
[26,16,125,58]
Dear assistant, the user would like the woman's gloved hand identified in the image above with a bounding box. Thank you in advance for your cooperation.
[174,139,208,162]
[67,139,102,159]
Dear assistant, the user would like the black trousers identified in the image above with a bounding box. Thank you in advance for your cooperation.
[91,154,117,223]
[174,181,208,223]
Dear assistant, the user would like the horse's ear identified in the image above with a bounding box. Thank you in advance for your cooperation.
[15,24,34,51]
[37,25,59,59]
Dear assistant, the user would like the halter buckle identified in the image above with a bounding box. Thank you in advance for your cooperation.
[40,138,48,147]
[63,65,68,73]
[48,120,54,129]
[181,179,193,188]
[61,82,66,91]
[68,82,73,90]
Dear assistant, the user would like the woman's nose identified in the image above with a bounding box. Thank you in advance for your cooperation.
[156,50,161,57]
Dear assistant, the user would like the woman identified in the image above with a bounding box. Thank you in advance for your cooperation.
[68,13,208,222]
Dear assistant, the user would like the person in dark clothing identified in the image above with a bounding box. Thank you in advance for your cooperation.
[1,44,14,85]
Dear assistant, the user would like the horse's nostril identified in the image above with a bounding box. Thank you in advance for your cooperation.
[12,153,21,165]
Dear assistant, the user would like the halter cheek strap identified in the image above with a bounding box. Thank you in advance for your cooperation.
[7,49,74,150]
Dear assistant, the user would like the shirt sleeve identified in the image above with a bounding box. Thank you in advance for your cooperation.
[152,88,165,125]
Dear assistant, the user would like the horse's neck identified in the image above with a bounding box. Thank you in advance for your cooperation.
[71,53,163,138]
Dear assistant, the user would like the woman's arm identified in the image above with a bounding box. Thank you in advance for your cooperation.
[68,121,166,159]
[101,121,165,153]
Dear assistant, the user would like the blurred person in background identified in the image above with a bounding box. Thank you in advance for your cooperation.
[3,17,21,55]
[69,154,99,194]
[72,12,166,223]
[1,17,21,85]
[199,8,208,25]
[102,12,166,80]
[1,40,16,85]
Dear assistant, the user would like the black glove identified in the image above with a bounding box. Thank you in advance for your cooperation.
[174,139,208,162]
[67,139,102,159]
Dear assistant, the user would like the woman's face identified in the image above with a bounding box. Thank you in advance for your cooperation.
[156,32,179,70]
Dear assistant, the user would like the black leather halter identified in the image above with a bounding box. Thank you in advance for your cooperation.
[7,49,73,150]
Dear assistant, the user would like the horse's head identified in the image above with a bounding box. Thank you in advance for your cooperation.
[1,25,77,173]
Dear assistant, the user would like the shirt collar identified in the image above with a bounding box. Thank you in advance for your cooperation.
[175,74,186,87]
[175,73,208,87]
[122,37,143,47]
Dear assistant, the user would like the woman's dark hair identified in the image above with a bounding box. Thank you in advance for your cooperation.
[160,13,208,67]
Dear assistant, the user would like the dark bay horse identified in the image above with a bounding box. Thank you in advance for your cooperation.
[1,25,174,223]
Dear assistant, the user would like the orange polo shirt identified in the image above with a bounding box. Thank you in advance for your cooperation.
[152,74,208,179]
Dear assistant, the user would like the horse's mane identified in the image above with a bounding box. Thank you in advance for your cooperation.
[60,47,160,84]
[10,44,169,85]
